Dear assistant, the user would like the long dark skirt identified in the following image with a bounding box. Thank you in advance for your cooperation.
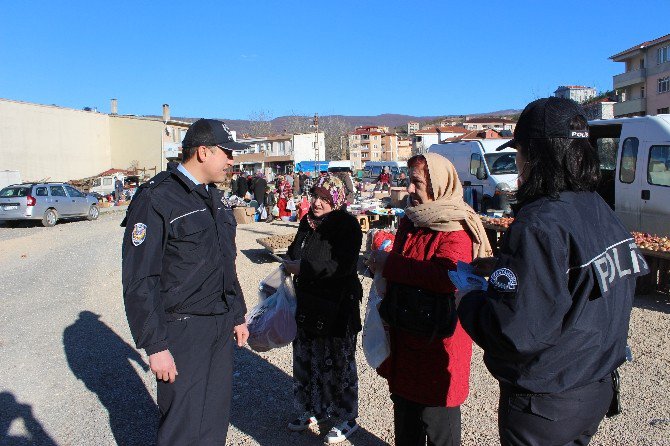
[292,327,359,420]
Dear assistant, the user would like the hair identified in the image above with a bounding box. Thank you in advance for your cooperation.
[180,145,217,162]
[515,115,601,204]
[407,155,435,199]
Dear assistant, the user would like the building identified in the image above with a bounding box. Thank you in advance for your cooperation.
[349,126,385,169]
[411,126,468,155]
[583,97,617,120]
[233,132,325,175]
[610,33,670,117]
[0,98,191,182]
[443,128,511,143]
[462,117,516,132]
[407,121,420,134]
[397,137,412,160]
[554,86,597,103]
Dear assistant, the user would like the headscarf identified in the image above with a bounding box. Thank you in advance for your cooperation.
[404,153,493,259]
[306,173,346,229]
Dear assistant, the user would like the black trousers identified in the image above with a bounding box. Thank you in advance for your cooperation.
[156,314,234,446]
[391,394,461,446]
[498,376,613,446]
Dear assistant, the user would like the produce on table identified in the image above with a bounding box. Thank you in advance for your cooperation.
[632,232,670,253]
[480,216,515,229]
[256,234,295,252]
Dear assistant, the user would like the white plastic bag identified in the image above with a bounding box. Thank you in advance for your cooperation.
[258,266,284,301]
[286,199,296,211]
[362,272,390,368]
[247,270,297,352]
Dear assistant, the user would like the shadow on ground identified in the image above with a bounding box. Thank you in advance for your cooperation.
[634,292,670,314]
[63,311,158,446]
[0,392,57,446]
[231,347,388,445]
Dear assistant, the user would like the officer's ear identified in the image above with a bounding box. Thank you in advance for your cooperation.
[195,145,210,163]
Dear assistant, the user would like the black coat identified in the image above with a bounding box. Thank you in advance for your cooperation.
[236,176,249,196]
[252,177,267,203]
[288,209,363,337]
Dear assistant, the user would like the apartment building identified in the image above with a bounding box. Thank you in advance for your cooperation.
[349,126,385,169]
[407,121,420,134]
[610,33,670,117]
[233,132,325,174]
[462,117,516,132]
[554,86,597,103]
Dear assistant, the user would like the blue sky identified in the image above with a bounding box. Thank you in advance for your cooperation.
[1,0,668,120]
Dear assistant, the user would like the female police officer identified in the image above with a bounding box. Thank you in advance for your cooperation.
[457,98,649,445]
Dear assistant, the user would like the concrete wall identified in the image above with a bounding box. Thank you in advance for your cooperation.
[109,116,166,173]
[0,99,111,181]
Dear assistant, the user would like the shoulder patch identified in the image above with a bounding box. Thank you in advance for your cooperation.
[489,268,518,293]
[131,223,147,246]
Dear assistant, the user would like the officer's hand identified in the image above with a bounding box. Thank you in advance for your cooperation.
[233,323,249,347]
[149,350,178,383]
[282,259,301,275]
[471,256,498,277]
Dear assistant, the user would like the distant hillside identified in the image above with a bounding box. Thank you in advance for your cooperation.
[155,109,522,134]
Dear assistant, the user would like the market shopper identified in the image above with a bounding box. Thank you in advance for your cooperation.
[376,166,392,191]
[368,153,492,446]
[252,171,267,207]
[121,119,249,446]
[283,174,363,444]
[236,171,249,198]
[457,97,649,446]
[396,172,409,188]
[277,175,293,219]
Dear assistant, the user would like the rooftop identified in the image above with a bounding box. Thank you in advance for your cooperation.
[610,33,670,60]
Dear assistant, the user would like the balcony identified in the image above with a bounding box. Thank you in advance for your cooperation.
[613,68,646,89]
[614,98,646,117]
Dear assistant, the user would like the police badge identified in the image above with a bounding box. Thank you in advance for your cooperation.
[131,223,147,246]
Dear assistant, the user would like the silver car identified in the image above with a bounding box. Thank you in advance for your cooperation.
[0,183,99,227]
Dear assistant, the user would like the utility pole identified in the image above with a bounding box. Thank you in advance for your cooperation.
[312,113,319,175]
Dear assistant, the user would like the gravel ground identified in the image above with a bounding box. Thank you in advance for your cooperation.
[0,212,668,445]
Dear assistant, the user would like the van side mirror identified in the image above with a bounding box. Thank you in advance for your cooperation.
[476,166,488,180]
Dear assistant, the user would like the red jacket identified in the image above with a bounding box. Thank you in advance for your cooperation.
[378,216,473,407]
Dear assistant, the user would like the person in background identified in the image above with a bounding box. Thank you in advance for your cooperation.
[367,153,492,446]
[277,175,293,219]
[396,172,409,188]
[230,173,240,197]
[457,97,649,446]
[114,176,124,204]
[252,171,267,210]
[298,171,306,194]
[293,171,301,196]
[264,185,277,223]
[284,174,363,444]
[286,171,294,191]
[302,172,315,194]
[246,175,254,198]
[333,170,355,206]
[376,167,391,191]
[236,173,248,199]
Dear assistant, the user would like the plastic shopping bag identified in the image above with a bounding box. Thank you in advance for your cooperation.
[247,269,297,352]
[286,199,296,211]
[362,272,390,368]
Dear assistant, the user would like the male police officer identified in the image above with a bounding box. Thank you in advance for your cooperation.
[122,119,249,445]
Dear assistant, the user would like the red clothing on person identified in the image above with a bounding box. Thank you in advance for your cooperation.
[278,180,293,218]
[377,216,473,407]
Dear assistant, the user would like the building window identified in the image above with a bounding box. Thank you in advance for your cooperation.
[658,107,669,114]
[619,137,638,184]
[647,145,670,187]
[658,45,670,65]
[658,77,670,94]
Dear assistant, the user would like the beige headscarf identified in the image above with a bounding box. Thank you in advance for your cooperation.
[404,153,493,259]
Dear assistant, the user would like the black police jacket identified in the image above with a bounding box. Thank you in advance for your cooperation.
[458,191,649,393]
[121,165,246,355]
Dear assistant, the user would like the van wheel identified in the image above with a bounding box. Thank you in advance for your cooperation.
[87,205,99,221]
[42,209,58,227]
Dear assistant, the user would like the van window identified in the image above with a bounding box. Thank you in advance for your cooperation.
[647,145,670,187]
[470,153,483,175]
[484,153,517,175]
[35,187,48,196]
[619,137,639,184]
[103,178,113,186]
[596,137,619,170]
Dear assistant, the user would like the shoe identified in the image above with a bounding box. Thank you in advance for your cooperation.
[325,419,359,444]
[287,412,328,432]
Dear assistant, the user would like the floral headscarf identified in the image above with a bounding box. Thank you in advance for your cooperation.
[306,174,346,229]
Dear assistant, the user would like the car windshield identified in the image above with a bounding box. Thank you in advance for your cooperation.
[0,186,31,197]
[484,153,518,175]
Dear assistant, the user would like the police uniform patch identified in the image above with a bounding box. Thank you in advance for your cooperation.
[490,268,518,292]
[131,223,147,246]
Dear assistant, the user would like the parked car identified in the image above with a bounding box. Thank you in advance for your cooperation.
[0,183,99,227]
[361,161,408,183]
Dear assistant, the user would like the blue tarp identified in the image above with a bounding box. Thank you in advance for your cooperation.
[294,160,331,173]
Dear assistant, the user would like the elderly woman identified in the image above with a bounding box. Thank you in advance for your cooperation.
[276,175,293,219]
[368,153,492,446]
[457,98,648,445]
[283,174,363,444]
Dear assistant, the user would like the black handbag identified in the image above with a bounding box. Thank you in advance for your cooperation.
[379,282,457,338]
[295,290,343,337]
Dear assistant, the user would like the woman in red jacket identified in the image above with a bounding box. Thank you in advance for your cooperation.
[368,153,492,446]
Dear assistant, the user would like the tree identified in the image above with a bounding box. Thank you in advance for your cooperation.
[320,115,352,160]
[247,110,273,136]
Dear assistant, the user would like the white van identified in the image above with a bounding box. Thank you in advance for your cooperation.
[327,160,354,172]
[590,115,670,237]
[427,140,516,212]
